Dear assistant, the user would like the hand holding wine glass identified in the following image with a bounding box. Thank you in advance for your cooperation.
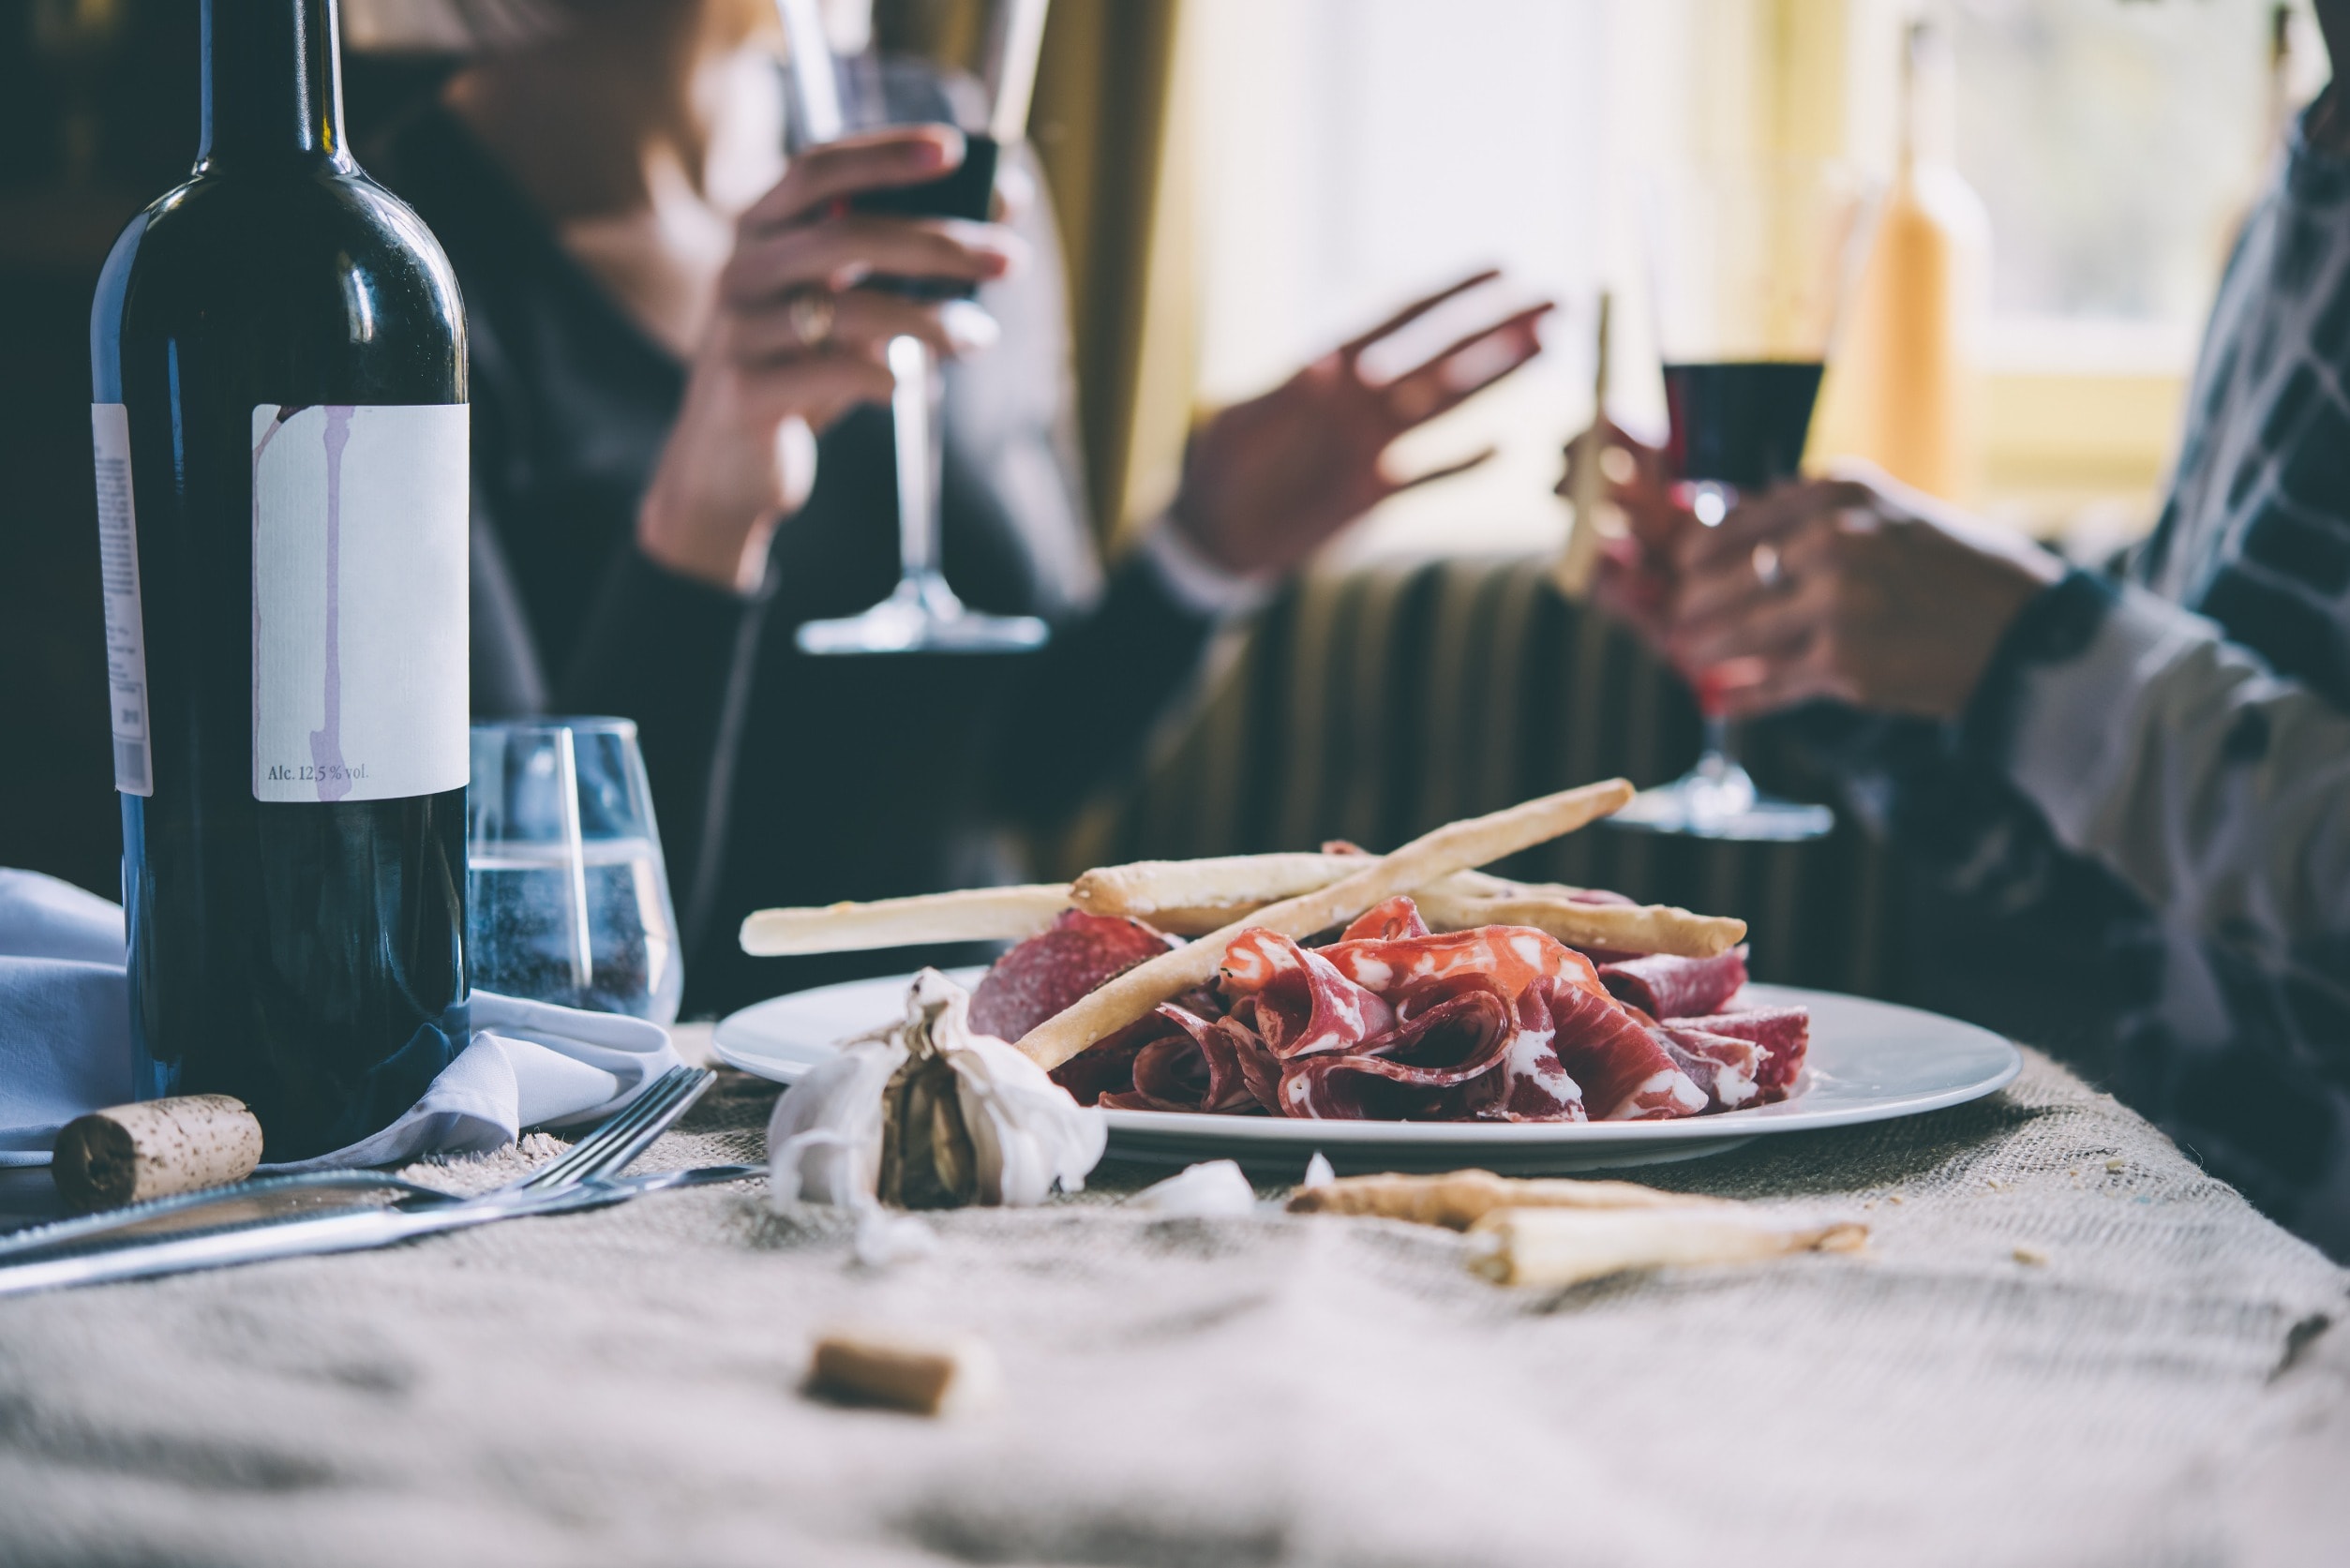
[635,126,1024,594]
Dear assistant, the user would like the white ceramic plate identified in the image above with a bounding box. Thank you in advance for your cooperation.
[713,969,2022,1174]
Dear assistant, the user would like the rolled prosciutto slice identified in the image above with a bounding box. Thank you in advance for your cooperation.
[1664,1006,1808,1101]
[1275,984,1520,1119]
[1100,1005,1273,1115]
[1657,1025,1766,1112]
[1218,930,1394,1058]
[1595,946,1749,1020]
[970,910,1177,1041]
[1540,978,1705,1121]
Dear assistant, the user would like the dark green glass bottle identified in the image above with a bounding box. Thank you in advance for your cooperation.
[90,0,470,1160]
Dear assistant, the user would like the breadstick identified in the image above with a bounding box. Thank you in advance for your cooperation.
[1015,779,1634,1070]
[1077,855,1744,956]
[51,1095,262,1212]
[741,885,1071,956]
[1465,1206,1866,1288]
[1414,888,1744,958]
[1286,1169,1729,1230]
[1070,853,1352,929]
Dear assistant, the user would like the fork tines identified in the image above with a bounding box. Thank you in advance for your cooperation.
[519,1066,715,1191]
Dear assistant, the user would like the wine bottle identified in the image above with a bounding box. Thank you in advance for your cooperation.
[1816,20,1990,501]
[89,0,470,1161]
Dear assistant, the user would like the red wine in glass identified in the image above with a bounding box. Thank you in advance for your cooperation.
[1611,361,1836,841]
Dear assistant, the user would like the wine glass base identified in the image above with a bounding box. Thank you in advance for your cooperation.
[1607,773,1835,843]
[795,577,1049,656]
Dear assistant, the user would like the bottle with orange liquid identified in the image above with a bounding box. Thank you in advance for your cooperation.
[1822,19,1991,502]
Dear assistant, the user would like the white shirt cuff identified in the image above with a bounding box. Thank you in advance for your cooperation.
[1136,515,1280,619]
[2006,583,2219,847]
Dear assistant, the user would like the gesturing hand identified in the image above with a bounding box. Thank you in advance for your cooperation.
[1663,464,2066,721]
[1172,270,1552,577]
[636,126,1024,593]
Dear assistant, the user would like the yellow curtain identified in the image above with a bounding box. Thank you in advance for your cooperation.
[1028,0,1197,545]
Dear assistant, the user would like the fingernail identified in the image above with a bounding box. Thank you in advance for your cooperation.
[917,128,964,171]
[940,300,999,351]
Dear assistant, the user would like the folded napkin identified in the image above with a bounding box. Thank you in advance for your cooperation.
[0,869,682,1171]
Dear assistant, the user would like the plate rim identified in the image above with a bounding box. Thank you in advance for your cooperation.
[712,970,2023,1144]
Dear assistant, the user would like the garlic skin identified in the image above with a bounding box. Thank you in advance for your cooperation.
[770,969,1106,1210]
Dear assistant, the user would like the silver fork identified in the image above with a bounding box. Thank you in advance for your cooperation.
[0,1065,715,1264]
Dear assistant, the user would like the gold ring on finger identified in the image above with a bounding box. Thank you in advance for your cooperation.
[786,286,837,351]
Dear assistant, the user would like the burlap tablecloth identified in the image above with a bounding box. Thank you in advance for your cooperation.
[0,1041,2343,1568]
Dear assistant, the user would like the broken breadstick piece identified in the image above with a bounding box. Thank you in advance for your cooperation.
[1465,1206,1867,1288]
[741,885,1071,956]
[51,1095,263,1212]
[1016,780,1635,1071]
[806,1325,1001,1417]
[1287,1168,1729,1230]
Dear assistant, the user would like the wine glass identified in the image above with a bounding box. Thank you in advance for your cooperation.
[780,0,1054,656]
[1608,155,1876,842]
[466,719,684,1023]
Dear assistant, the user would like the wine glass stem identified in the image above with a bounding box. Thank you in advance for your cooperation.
[1702,712,1734,770]
[888,334,942,582]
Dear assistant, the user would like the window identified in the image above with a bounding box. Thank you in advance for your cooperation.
[1187,0,2321,560]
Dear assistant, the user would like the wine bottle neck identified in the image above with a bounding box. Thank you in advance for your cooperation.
[197,0,351,172]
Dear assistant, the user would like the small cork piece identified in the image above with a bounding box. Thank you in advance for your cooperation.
[806,1325,999,1417]
[51,1095,263,1212]
[1288,1169,1727,1231]
[2013,1245,2049,1266]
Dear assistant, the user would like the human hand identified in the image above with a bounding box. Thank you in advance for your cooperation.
[1559,418,1693,650]
[1663,463,2067,721]
[636,126,1025,592]
[1170,270,1552,577]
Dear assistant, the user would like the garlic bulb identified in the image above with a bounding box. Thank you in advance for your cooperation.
[769,968,1107,1210]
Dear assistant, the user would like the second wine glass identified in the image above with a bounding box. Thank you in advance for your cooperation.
[782,0,1053,656]
[1609,154,1876,842]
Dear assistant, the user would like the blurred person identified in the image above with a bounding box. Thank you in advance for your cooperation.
[364,0,1549,1011]
[1569,2,2350,1253]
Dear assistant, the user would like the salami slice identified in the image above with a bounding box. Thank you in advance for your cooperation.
[970,909,1178,1042]
[1595,946,1749,1020]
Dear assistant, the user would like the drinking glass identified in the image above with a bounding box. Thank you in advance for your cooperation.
[466,718,683,1023]
[1609,155,1876,842]
[780,0,1053,655]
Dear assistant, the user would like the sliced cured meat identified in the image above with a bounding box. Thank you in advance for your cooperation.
[1665,1005,1808,1100]
[1047,1011,1158,1106]
[1319,925,1611,1009]
[1275,985,1519,1119]
[1218,930,1394,1058]
[1477,983,1586,1122]
[1657,1025,1764,1111]
[1540,978,1704,1121]
[1595,946,1749,1020]
[1101,1005,1271,1115]
[1340,896,1431,943]
[970,910,1176,1042]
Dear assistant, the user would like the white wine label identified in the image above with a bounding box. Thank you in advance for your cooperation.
[250,403,469,804]
[91,404,154,797]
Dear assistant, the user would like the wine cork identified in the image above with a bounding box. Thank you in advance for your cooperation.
[806,1325,1000,1417]
[51,1095,263,1212]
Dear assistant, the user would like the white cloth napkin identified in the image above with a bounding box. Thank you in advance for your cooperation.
[0,869,682,1171]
